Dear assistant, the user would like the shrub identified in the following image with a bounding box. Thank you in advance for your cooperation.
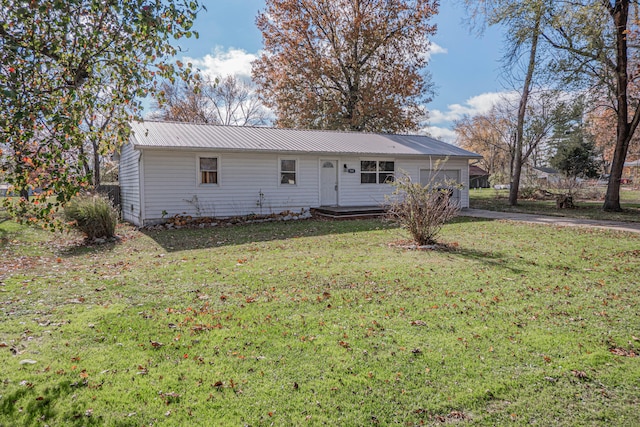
[385,172,460,246]
[64,193,118,240]
[519,185,539,199]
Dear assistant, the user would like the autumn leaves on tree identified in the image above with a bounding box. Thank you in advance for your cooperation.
[3,0,640,228]
[462,0,640,210]
[252,0,439,133]
[0,0,201,227]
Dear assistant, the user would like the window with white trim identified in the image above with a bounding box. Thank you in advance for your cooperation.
[361,160,395,184]
[199,157,218,184]
[280,159,297,185]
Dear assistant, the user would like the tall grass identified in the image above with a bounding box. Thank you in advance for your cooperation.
[63,193,118,239]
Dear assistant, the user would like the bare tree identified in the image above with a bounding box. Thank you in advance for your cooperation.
[465,0,551,205]
[206,75,269,126]
[153,80,218,124]
[454,107,514,179]
[153,75,269,126]
[541,0,640,211]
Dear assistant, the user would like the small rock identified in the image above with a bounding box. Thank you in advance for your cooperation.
[19,359,37,365]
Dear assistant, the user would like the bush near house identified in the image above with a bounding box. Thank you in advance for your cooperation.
[386,173,460,245]
[63,193,118,240]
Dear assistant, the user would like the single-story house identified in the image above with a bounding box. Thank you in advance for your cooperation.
[623,159,639,183]
[469,165,490,189]
[527,166,562,185]
[120,121,482,226]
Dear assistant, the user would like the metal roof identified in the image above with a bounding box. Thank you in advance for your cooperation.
[129,121,481,158]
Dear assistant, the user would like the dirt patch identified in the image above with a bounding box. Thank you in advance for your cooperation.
[388,239,459,251]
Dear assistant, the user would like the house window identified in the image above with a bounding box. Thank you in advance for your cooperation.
[280,159,296,185]
[200,157,218,184]
[361,160,395,184]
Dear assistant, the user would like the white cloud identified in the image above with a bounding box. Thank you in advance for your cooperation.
[421,126,458,143]
[183,47,260,79]
[427,91,517,125]
[425,42,447,61]
[186,42,447,78]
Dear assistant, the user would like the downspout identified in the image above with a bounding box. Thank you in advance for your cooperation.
[138,149,145,227]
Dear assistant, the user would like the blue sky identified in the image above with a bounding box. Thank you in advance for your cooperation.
[172,1,508,141]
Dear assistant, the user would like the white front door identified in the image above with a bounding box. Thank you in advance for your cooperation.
[320,160,338,206]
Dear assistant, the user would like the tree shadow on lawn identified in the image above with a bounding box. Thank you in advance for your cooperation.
[0,379,102,426]
[60,217,522,276]
[139,217,395,253]
[438,216,532,274]
[445,244,528,275]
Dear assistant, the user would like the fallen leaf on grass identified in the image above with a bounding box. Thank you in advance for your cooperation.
[610,347,636,357]
[159,391,180,404]
[572,370,588,379]
[431,410,468,423]
[410,320,427,326]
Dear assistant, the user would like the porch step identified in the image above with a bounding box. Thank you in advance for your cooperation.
[311,206,387,219]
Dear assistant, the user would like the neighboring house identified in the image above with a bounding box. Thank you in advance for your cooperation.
[526,166,562,185]
[120,121,482,226]
[623,159,639,184]
[469,165,490,189]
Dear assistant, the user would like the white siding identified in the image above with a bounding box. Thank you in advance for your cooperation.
[130,150,472,226]
[119,141,142,226]
[338,156,471,208]
[140,150,321,224]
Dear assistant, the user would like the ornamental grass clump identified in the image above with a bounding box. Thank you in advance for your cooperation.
[386,172,460,246]
[64,193,118,240]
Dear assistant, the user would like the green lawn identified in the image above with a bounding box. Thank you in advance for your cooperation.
[1,217,639,426]
[470,187,640,222]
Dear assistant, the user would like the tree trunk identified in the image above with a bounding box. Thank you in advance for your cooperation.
[510,153,523,204]
[603,0,631,212]
[509,11,541,206]
[93,141,101,187]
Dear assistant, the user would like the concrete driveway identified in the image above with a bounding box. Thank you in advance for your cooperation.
[460,209,640,234]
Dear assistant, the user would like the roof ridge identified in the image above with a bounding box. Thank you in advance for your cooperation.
[137,119,437,139]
